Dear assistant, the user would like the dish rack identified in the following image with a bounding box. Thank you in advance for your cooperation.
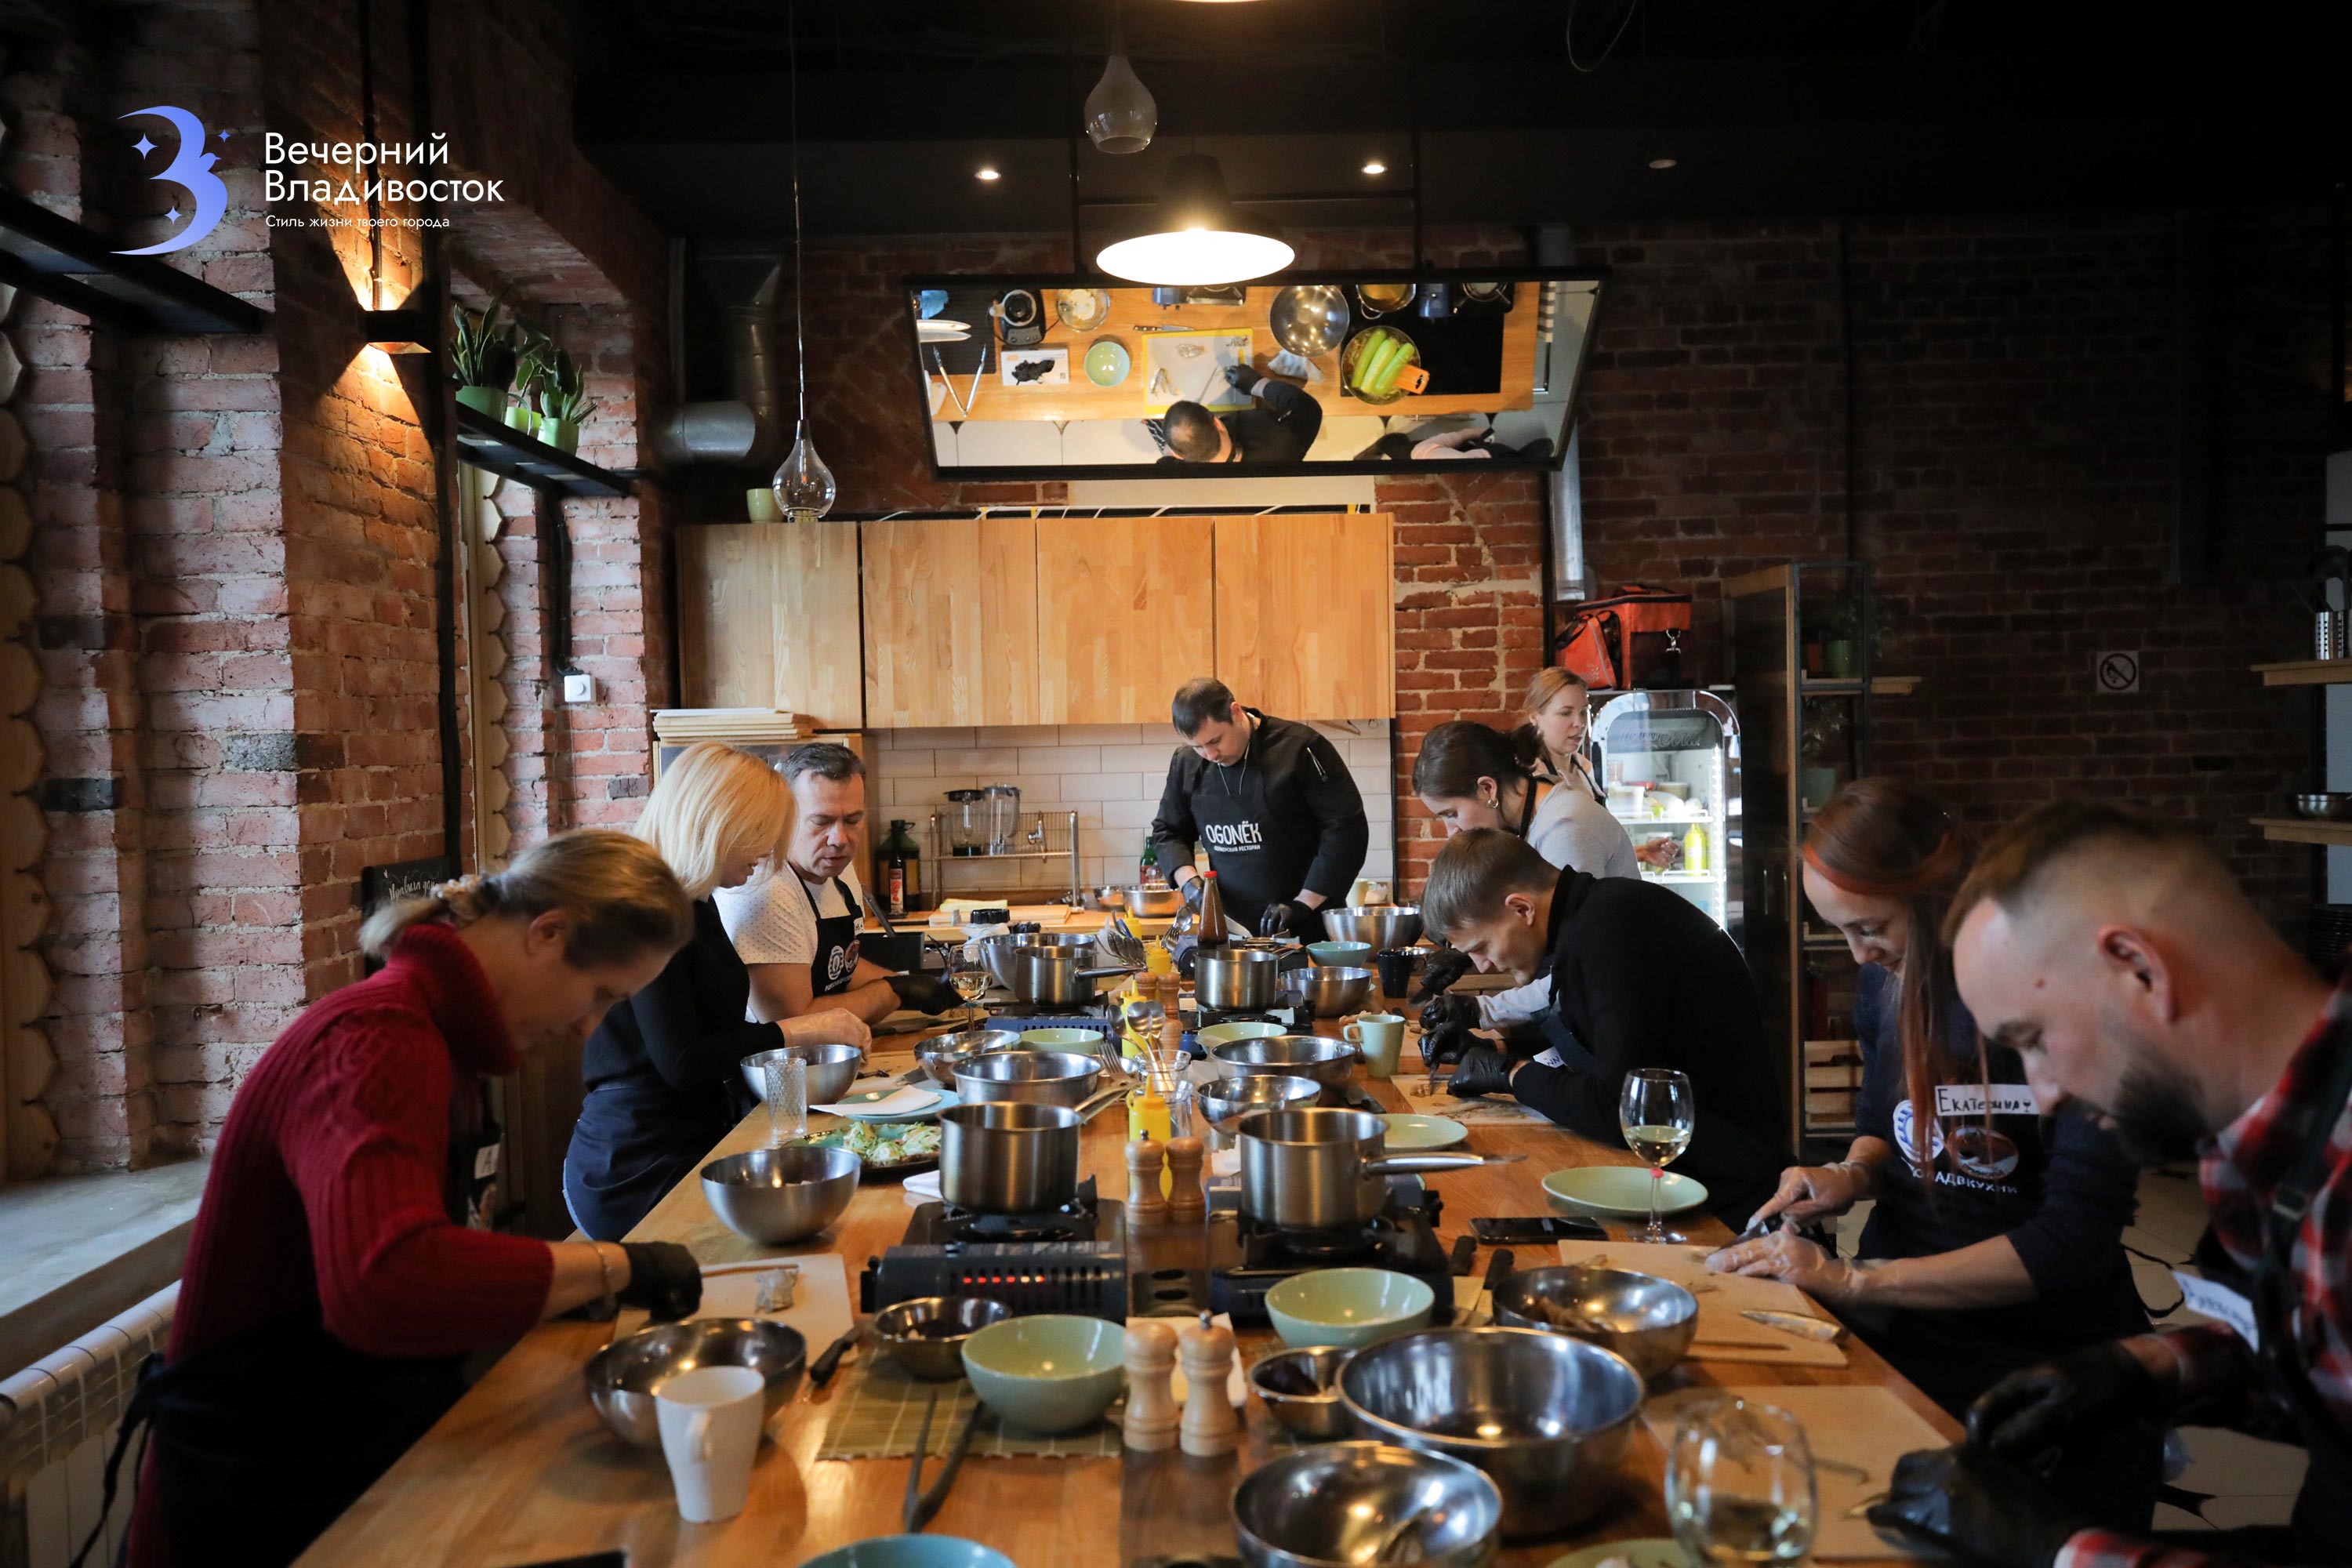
[926,809,1082,904]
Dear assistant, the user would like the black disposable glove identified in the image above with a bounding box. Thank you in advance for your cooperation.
[1446,1044,1515,1099]
[618,1242,703,1321]
[1419,993,1480,1034]
[1410,946,1475,1004]
[1256,898,1319,941]
[1865,1446,2082,1568]
[1965,1341,2166,1470]
[887,971,965,1015]
[1178,875,1205,912]
[1420,1019,1475,1069]
[1224,363,1263,396]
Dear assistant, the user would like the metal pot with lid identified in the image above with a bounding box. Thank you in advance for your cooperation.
[1235,1107,1519,1230]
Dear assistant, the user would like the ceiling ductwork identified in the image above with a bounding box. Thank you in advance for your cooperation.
[652,246,788,473]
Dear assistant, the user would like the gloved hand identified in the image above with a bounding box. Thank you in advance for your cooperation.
[1865,1446,2082,1568]
[887,971,966,1015]
[1446,1044,1515,1098]
[1255,898,1319,940]
[1410,946,1475,1004]
[618,1242,703,1321]
[1419,1018,1475,1069]
[1965,1341,2166,1469]
[1419,992,1480,1034]
[1224,363,1264,397]
[1178,875,1205,912]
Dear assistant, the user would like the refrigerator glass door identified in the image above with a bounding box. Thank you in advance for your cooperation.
[1591,690,1740,938]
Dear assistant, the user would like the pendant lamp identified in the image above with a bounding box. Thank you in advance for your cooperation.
[1094,154,1293,287]
[771,0,836,522]
[1084,49,1156,154]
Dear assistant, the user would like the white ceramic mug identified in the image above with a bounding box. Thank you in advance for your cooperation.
[655,1363,766,1523]
[1345,1013,1407,1080]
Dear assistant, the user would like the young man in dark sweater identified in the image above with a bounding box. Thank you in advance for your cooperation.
[1422,827,1788,1227]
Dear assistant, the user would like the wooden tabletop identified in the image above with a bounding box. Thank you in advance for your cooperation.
[296,1014,1958,1568]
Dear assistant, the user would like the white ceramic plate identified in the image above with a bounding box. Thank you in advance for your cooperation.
[828,1086,954,1123]
[1542,1166,1709,1218]
[1543,1538,1690,1568]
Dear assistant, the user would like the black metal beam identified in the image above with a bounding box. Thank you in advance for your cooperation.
[0,187,266,334]
[452,403,633,499]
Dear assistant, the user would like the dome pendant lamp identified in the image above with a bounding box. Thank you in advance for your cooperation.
[1084,48,1156,154]
[1094,153,1293,287]
[771,0,836,523]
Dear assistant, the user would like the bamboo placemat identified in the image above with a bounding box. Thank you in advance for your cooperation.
[814,1356,1123,1461]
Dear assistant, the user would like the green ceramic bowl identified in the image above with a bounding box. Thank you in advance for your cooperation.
[960,1314,1127,1434]
[1017,1027,1105,1051]
[1264,1267,1437,1350]
[1306,940,1374,967]
[1197,1020,1288,1049]
[1542,1166,1710,1219]
[799,1538,1018,1568]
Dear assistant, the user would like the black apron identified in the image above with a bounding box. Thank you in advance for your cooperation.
[800,873,862,998]
[83,1087,503,1568]
[1187,748,1290,934]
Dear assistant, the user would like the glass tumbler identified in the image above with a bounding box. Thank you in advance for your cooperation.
[761,1055,808,1145]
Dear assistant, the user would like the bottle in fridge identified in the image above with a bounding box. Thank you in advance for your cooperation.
[1589,690,1741,941]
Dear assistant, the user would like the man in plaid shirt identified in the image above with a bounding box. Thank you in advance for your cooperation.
[1861,803,2352,1568]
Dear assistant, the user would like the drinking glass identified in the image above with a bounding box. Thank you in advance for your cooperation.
[1619,1065,1697,1243]
[761,1055,808,1145]
[1665,1397,1818,1568]
[949,951,991,1009]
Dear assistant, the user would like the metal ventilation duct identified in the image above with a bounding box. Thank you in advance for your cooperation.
[652,245,787,472]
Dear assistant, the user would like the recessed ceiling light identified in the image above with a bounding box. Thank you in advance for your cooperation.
[976,167,1001,181]
[1362,161,1387,176]
[1648,157,1678,170]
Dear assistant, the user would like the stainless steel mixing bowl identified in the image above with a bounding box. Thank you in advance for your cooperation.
[585,1317,806,1448]
[1269,283,1352,358]
[739,1040,862,1105]
[916,1028,1021,1087]
[699,1143,862,1243]
[1338,1327,1644,1537]
[1489,1265,1699,1379]
[1199,1073,1323,1137]
[1232,1439,1502,1568]
[1298,964,1376,1018]
[1208,1035,1359,1105]
[1248,1345,1358,1440]
[873,1295,1012,1380]
[1319,906,1423,949]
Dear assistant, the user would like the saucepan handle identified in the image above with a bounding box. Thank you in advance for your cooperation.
[1362,1152,1525,1177]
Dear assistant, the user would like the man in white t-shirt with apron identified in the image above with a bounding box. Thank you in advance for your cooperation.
[716,742,962,1025]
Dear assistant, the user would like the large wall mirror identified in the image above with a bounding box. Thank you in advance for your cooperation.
[903,267,1605,478]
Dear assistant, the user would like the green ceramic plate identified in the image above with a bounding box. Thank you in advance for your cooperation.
[1380,1113,1468,1150]
[1542,1166,1709,1218]
[1083,339,1131,387]
[1544,1539,1690,1568]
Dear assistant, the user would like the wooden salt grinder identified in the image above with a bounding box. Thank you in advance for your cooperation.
[1165,1136,1207,1225]
[1121,1319,1180,1452]
[1126,1135,1169,1226]
[1178,1315,1240,1457]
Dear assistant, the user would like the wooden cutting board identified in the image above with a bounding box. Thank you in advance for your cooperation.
[1554,1239,1849,1367]
[1646,1384,1947,1559]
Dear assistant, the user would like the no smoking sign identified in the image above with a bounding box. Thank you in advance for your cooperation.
[2094,650,2141,695]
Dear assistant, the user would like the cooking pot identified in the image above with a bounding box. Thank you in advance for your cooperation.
[1236,1107,1517,1230]
[1010,940,1134,1005]
[953,1049,1130,1110]
[1195,947,1285,1011]
[941,1100,1087,1212]
[976,928,1080,990]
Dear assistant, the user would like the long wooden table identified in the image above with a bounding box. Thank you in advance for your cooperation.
[296,1020,1958,1568]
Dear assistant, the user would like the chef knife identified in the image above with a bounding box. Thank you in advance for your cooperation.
[808,1321,862,1388]
[1475,1247,1514,1324]
[1448,1233,1477,1276]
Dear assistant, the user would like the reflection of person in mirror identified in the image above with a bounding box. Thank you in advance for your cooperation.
[1359,424,1554,462]
[1156,364,1323,464]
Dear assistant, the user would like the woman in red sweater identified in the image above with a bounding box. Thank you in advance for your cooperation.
[118,829,706,1568]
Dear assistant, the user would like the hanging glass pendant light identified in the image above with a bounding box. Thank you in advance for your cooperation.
[1095,153,1293,287]
[1084,49,1156,154]
[771,0,834,522]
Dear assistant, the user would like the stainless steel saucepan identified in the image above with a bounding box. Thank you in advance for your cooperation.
[1195,947,1286,1011]
[1011,941,1137,1006]
[938,1094,1124,1212]
[1236,1106,1519,1230]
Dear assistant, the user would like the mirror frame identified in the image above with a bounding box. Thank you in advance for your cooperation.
[899,264,1609,481]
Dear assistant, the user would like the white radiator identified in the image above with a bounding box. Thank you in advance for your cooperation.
[0,1285,176,1568]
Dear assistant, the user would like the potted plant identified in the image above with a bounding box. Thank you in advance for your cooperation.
[531,346,595,454]
[507,323,553,433]
[450,287,517,418]
[1810,595,1864,679]
[1798,700,1849,811]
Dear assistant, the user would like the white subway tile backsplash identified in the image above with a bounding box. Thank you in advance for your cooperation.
[938,747,1021,773]
[1004,774,1063,805]
[891,727,978,750]
[982,725,1064,747]
[1102,799,1157,831]
[1058,724,1147,744]
[888,749,936,778]
[1346,736,1394,770]
[1018,745,1102,772]
[1101,742,1177,773]
[1059,771,1145,802]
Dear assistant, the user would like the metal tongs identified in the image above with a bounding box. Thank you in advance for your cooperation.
[903,1387,985,1531]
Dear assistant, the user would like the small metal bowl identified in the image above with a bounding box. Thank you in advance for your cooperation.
[1298,964,1377,1019]
[700,1143,862,1244]
[916,1029,1021,1087]
[1490,1265,1698,1379]
[1232,1439,1503,1568]
[585,1317,806,1448]
[739,1040,862,1105]
[2294,792,2352,820]
[874,1295,1012,1381]
[1199,1073,1323,1137]
[1248,1345,1356,1439]
[1094,884,1185,918]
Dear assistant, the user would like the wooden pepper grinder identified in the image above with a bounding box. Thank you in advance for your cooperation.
[1165,1135,1207,1225]
[1126,1134,1168,1226]
[1121,1319,1180,1452]
[1178,1314,1240,1457]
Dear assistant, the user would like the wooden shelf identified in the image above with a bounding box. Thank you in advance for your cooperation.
[0,187,266,334]
[2252,661,2352,688]
[2254,816,2352,847]
[453,404,632,499]
[1798,674,1919,696]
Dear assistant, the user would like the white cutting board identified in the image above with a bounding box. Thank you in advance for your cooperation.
[696,1253,854,1356]
[1145,329,1254,412]
[1554,1239,1848,1366]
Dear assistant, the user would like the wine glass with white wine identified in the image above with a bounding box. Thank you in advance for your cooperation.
[1665,1398,1818,1568]
[1619,1066,1697,1243]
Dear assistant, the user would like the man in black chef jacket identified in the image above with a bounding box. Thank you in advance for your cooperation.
[1156,367,1324,466]
[1148,678,1369,939]
[1420,827,1787,1228]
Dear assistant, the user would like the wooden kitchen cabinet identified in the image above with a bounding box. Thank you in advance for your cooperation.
[676,523,864,729]
[1214,512,1394,720]
[1035,515,1216,724]
[861,517,1040,728]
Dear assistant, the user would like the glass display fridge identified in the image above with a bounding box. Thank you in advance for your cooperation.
[1589,690,1740,940]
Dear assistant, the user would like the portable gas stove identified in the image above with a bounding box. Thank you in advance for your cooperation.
[1195,1181,1455,1327]
[862,1178,1129,1320]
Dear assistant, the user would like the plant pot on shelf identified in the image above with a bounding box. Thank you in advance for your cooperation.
[503,401,535,433]
[1822,640,1859,678]
[454,385,506,418]
[538,416,579,453]
[1800,767,1839,811]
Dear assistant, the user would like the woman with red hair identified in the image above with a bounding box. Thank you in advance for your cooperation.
[1708,779,2157,1527]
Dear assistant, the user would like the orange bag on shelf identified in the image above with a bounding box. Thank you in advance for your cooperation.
[1554,585,1693,690]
